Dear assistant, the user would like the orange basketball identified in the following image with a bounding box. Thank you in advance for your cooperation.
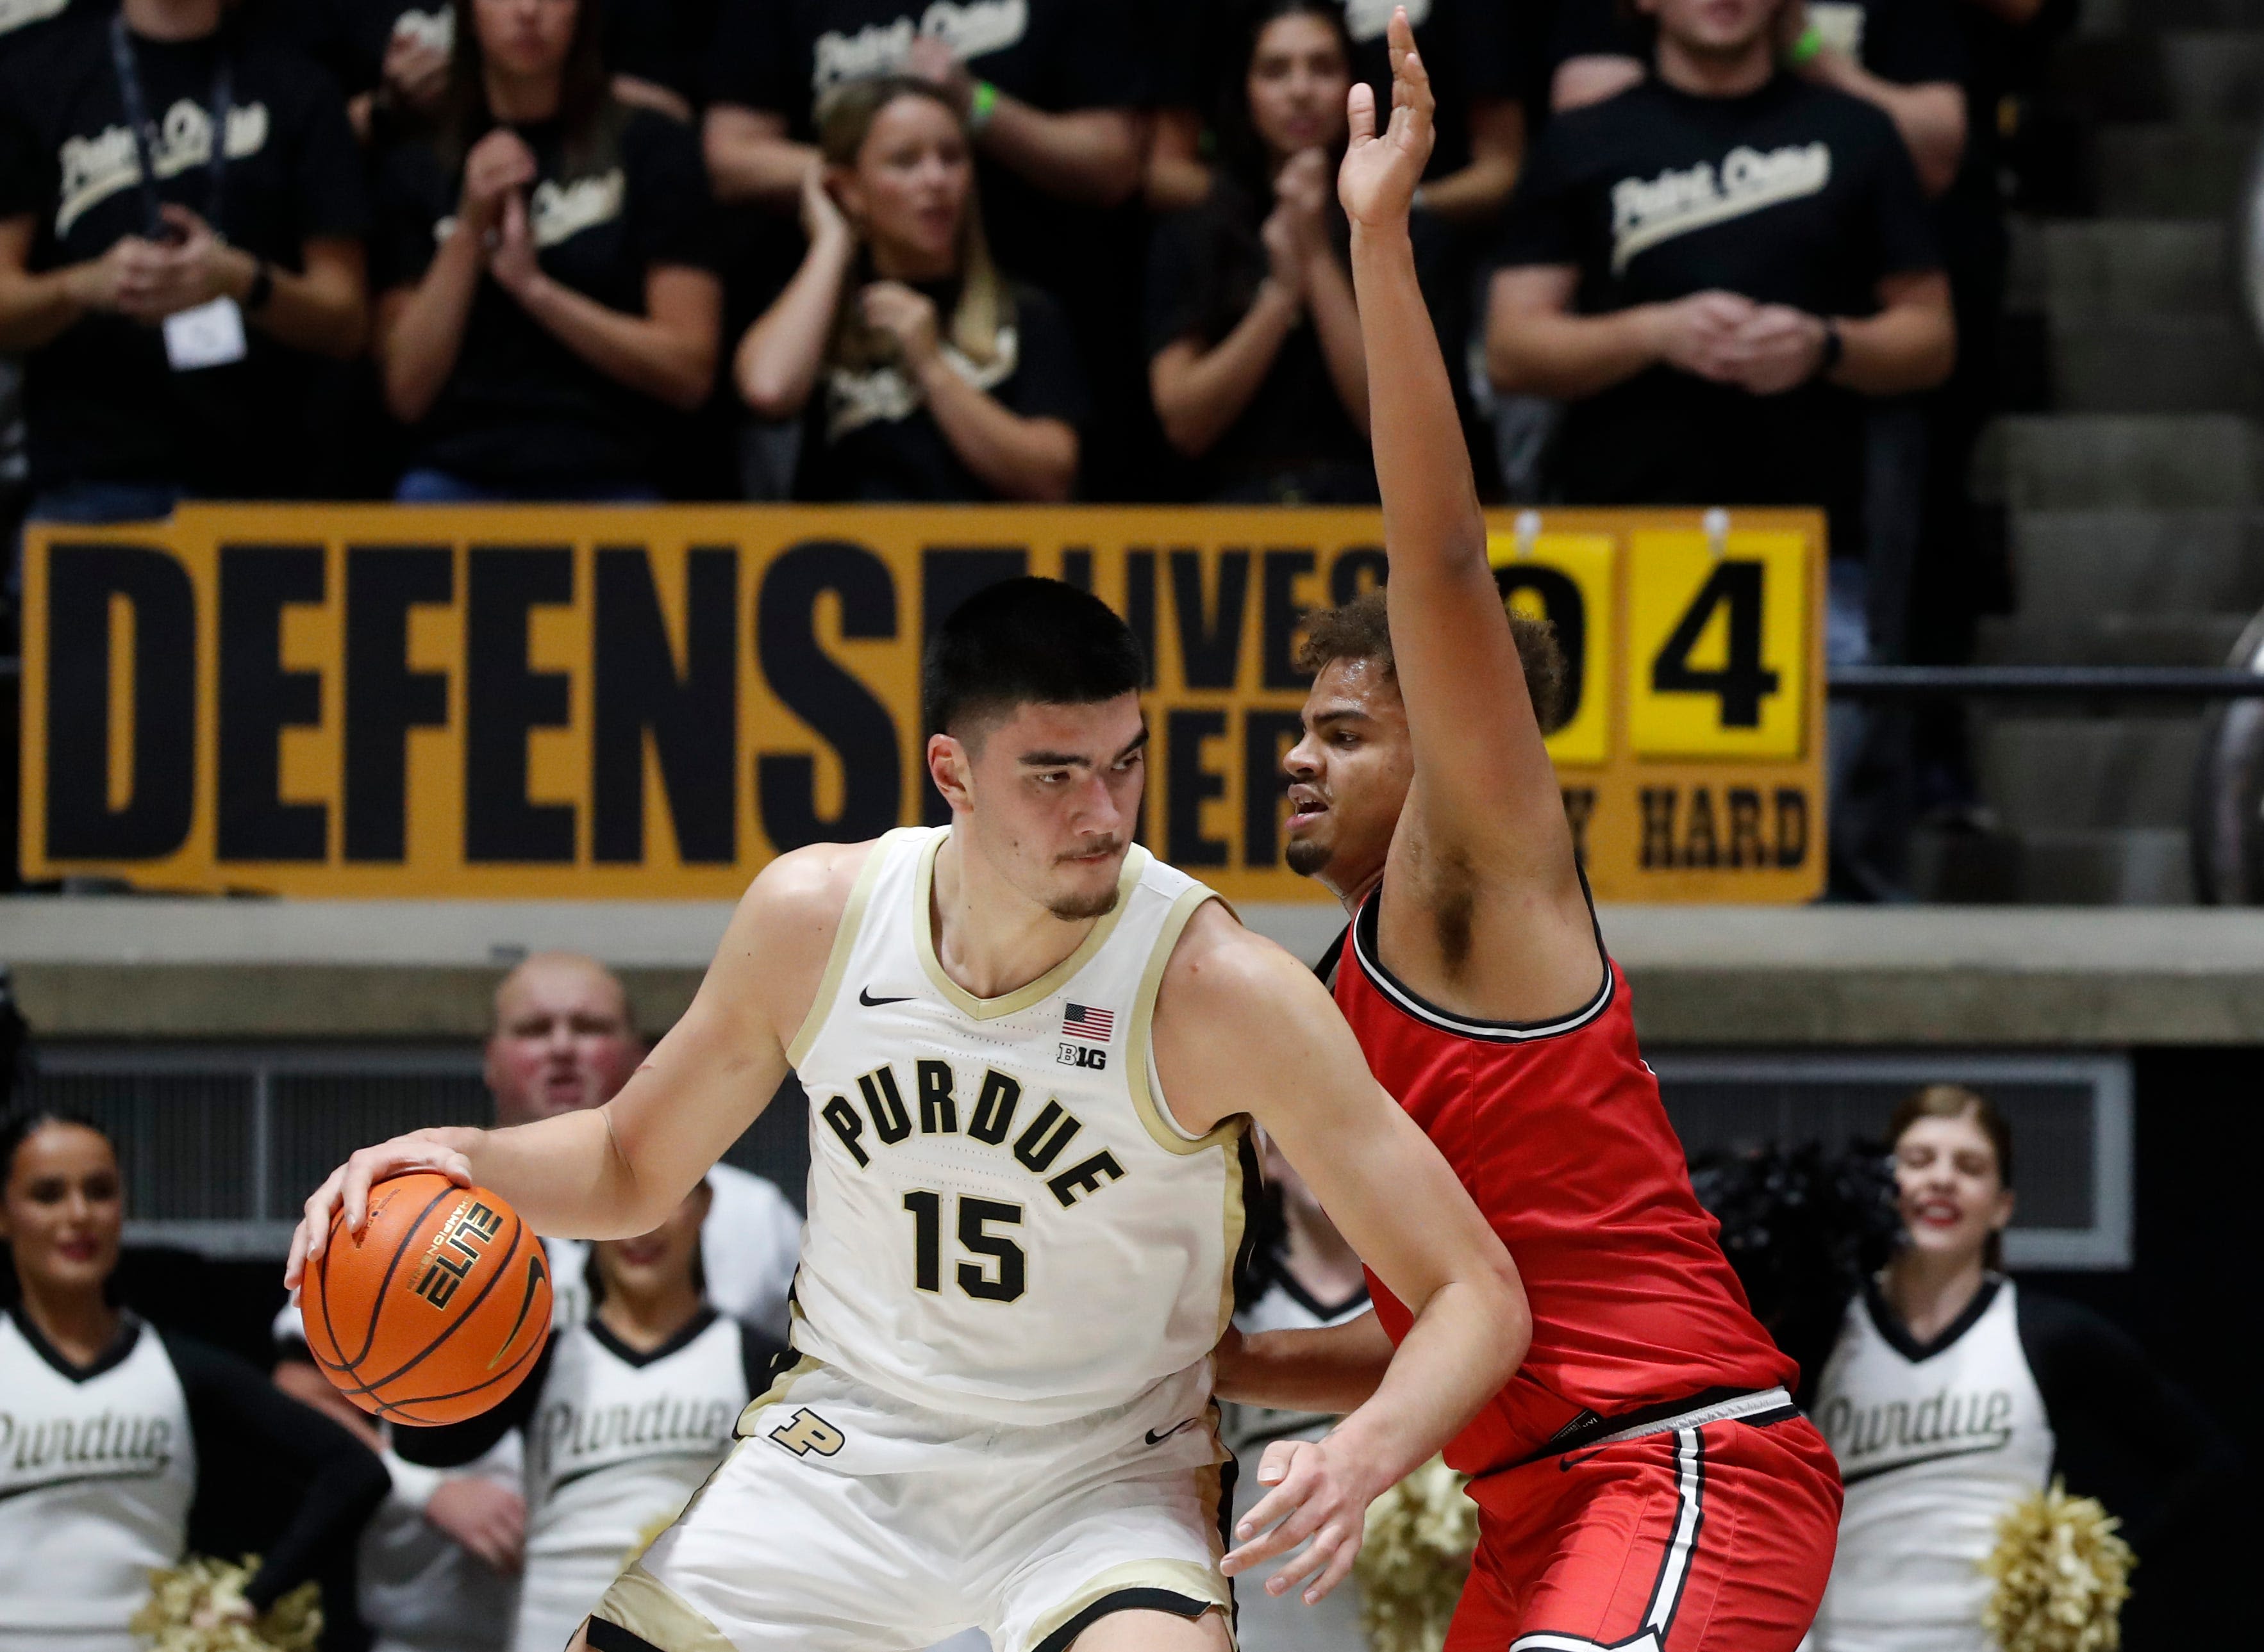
[300,1171,552,1425]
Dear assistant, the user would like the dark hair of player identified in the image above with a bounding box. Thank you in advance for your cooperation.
[923,577,1145,741]
[1888,1084,2014,1269]
[1295,590,1573,736]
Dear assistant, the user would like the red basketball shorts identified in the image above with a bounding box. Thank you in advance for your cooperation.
[1445,1414,1842,1652]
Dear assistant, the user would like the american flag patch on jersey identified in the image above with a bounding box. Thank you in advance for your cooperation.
[1062,1003,1115,1042]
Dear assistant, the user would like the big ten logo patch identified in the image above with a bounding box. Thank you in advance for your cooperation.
[1057,1043,1107,1070]
[412,1200,504,1310]
[768,1408,846,1457]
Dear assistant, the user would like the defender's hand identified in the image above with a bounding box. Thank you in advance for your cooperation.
[284,1129,475,1290]
[1220,1436,1381,1606]
[1338,8,1435,231]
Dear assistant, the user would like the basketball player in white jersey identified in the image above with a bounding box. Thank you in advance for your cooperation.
[393,1184,783,1652]
[287,576,1529,1652]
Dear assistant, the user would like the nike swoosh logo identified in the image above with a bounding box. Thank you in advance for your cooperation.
[1145,1418,1199,1446]
[1560,1446,1611,1471]
[859,988,913,1007]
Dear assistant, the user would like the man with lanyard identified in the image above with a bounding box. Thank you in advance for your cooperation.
[0,0,365,525]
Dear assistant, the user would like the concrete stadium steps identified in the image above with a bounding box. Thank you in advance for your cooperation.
[2047,317,2260,411]
[2094,123,2254,218]
[1974,413,2264,508]
[1932,4,2264,903]
[1974,613,2251,664]
[2008,508,2264,617]
[2008,219,2227,318]
[1976,716,2204,829]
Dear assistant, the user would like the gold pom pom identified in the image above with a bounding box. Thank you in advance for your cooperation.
[1354,1456,1479,1652]
[1979,1479,2135,1652]
[129,1555,324,1652]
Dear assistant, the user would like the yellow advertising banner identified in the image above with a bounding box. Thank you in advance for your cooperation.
[19,505,1825,903]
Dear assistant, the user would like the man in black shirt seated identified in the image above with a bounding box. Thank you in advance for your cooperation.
[1485,0,1952,604]
[0,0,368,525]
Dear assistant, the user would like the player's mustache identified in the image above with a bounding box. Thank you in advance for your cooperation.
[1057,837,1128,863]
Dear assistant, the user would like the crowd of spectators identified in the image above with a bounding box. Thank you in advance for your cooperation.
[0,0,2071,518]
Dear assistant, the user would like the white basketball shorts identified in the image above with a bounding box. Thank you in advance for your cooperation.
[583,1353,1237,1652]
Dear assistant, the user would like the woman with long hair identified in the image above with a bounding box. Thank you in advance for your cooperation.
[1810,1086,2229,1651]
[373,0,722,500]
[1146,0,1372,504]
[394,1182,781,1652]
[734,76,1086,503]
[0,1111,387,1652]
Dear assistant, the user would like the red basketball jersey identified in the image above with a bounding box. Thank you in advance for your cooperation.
[1331,895,1794,1477]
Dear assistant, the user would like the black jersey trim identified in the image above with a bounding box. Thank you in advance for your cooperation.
[1863,1274,2002,1364]
[1313,923,1350,991]
[1270,1269,1370,1325]
[1349,870,1614,1044]
[6,1303,144,1384]
[1032,1589,1215,1652]
[587,1305,720,1370]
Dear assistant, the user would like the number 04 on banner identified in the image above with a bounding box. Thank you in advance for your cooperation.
[1626,528,1810,759]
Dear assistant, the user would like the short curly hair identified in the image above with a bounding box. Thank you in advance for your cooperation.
[1294,590,1570,735]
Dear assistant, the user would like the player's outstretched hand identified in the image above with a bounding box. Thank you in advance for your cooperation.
[283,1129,476,1289]
[1337,6,1435,231]
[1220,1435,1382,1605]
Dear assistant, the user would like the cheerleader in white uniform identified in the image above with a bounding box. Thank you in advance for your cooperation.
[1810,1086,2227,1652]
[0,1111,387,1652]
[394,1180,783,1652]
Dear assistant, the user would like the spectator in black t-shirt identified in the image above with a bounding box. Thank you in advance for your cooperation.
[285,0,701,144]
[372,0,724,502]
[701,0,1143,222]
[1486,0,1952,566]
[0,0,369,523]
[1151,0,1525,228]
[1147,1,1371,504]
[1550,0,1967,201]
[703,0,1146,495]
[735,76,1084,502]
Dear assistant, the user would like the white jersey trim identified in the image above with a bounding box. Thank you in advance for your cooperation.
[785,832,906,1068]
[911,829,1147,1020]
[1126,882,1237,1154]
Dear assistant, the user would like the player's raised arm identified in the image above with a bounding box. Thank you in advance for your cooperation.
[1342,12,1591,959]
[1156,905,1528,1606]
[285,843,862,1288]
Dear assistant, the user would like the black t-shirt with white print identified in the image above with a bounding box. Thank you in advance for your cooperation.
[0,4,367,493]
[281,0,698,108]
[705,0,1144,316]
[797,273,1087,502]
[1495,73,1939,554]
[1145,176,1375,504]
[372,103,719,491]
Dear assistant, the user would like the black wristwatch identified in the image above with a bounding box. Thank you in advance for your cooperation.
[1813,318,1844,381]
[243,259,275,314]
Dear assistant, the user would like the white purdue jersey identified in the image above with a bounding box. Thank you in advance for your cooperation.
[1811,1278,2056,1652]
[0,1309,195,1651]
[788,827,1245,1425]
[514,1312,753,1652]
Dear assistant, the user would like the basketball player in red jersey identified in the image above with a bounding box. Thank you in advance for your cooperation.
[1213,13,1843,1651]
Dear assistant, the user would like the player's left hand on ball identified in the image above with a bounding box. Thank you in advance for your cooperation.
[1220,1437,1376,1605]
[284,1129,476,1290]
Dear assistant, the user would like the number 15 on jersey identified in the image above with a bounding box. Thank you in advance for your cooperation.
[1625,527,1810,759]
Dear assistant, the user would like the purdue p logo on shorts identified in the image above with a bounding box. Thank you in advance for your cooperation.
[769,1407,846,1457]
